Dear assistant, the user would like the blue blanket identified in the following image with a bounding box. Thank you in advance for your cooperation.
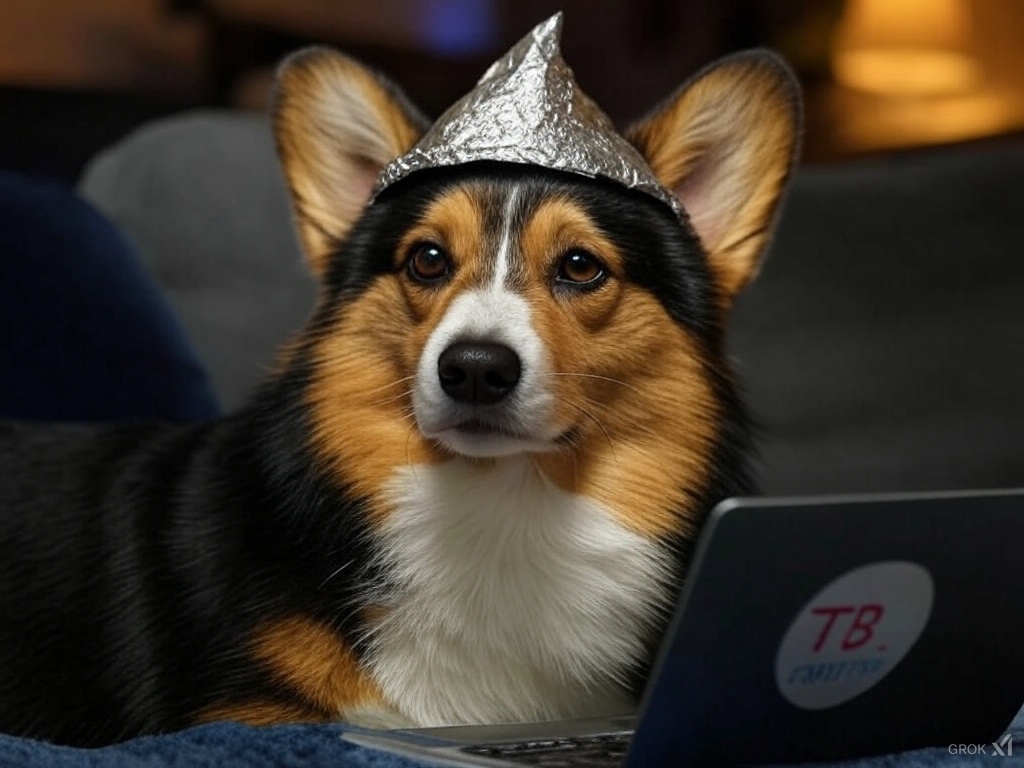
[1,706,1019,768]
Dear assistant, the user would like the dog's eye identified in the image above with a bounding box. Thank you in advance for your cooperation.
[556,249,606,288]
[407,243,450,284]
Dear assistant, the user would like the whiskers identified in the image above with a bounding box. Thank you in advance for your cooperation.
[364,375,416,407]
[542,371,629,459]
[562,397,616,456]
[398,404,422,472]
[541,371,641,396]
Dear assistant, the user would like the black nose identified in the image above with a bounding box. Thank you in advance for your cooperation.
[437,342,522,405]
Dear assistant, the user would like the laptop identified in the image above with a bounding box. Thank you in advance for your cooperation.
[343,490,1024,766]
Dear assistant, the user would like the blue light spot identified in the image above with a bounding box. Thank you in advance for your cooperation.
[419,0,497,57]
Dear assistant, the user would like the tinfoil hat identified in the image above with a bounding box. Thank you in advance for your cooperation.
[373,12,682,219]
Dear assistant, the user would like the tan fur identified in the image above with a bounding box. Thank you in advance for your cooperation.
[514,199,720,537]
[530,296,719,539]
[395,188,491,318]
[305,285,446,523]
[273,48,426,276]
[250,615,386,717]
[516,197,625,296]
[627,53,800,301]
[304,188,506,521]
[195,701,324,727]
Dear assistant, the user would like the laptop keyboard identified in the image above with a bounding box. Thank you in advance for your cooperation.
[460,732,631,766]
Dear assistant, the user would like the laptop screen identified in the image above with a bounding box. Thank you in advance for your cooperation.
[629,491,1024,767]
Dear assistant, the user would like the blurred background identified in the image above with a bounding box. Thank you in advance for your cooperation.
[2,0,1024,183]
[1,0,1022,492]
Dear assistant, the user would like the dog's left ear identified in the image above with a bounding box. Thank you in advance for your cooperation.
[273,48,428,277]
[626,51,801,302]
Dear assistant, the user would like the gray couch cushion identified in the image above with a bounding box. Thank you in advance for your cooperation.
[79,111,1024,496]
[731,146,1024,495]
[79,110,315,411]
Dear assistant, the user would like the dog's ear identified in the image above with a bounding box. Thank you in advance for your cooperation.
[273,48,427,277]
[626,51,801,302]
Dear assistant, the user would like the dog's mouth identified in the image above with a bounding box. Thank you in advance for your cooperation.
[450,418,525,438]
[422,417,565,458]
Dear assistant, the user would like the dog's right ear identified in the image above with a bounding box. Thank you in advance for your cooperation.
[273,48,427,277]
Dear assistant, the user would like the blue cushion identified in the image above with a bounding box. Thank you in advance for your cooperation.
[0,171,219,422]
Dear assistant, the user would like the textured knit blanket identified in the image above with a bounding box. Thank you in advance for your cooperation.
[0,705,1019,768]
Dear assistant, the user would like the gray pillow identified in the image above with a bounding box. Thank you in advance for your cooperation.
[79,110,316,412]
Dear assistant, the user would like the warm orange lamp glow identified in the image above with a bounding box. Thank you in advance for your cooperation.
[833,0,980,96]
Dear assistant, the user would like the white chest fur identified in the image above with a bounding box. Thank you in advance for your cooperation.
[362,457,674,726]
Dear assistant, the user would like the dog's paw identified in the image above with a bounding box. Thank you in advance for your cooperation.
[343,704,418,731]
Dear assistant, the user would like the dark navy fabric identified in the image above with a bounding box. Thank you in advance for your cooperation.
[0,723,420,768]
[0,171,218,422]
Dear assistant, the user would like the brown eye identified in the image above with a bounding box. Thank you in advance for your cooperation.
[407,243,450,284]
[556,249,606,288]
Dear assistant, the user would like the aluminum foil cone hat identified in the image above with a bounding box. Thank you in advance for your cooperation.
[373,12,682,218]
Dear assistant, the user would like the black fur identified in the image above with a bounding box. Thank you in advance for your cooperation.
[0,164,752,745]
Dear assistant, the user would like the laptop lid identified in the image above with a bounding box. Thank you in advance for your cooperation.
[628,490,1024,767]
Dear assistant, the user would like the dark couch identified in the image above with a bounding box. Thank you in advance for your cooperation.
[730,144,1024,495]
[77,110,1024,498]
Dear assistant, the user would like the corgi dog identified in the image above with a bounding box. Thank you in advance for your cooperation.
[0,44,799,746]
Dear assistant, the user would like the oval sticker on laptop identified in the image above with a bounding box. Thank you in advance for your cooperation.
[775,561,934,710]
